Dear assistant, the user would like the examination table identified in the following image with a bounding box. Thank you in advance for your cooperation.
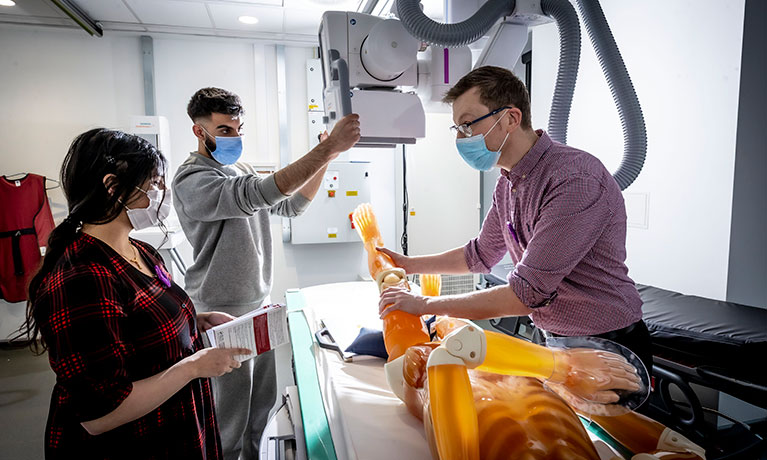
[260,281,632,460]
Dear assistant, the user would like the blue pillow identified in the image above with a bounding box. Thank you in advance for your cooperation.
[345,327,388,359]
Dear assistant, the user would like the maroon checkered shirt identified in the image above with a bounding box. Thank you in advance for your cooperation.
[34,233,221,459]
[464,130,642,336]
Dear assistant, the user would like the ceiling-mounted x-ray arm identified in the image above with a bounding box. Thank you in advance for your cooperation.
[395,0,646,189]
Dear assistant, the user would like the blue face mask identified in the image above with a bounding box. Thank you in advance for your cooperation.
[455,112,510,171]
[201,126,243,165]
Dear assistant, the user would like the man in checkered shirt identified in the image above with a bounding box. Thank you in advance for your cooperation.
[378,66,652,377]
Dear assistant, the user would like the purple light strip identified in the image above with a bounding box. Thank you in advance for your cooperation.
[443,48,449,84]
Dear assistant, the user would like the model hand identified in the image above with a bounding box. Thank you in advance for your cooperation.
[375,247,415,274]
[197,311,237,332]
[548,348,641,404]
[325,114,360,156]
[185,347,251,379]
[379,285,429,318]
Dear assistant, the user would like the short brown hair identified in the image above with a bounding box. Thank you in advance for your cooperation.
[187,87,244,121]
[443,66,532,130]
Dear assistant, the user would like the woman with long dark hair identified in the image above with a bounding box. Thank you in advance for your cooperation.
[20,128,249,459]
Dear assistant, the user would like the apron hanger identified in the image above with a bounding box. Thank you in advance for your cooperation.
[45,177,61,190]
[3,173,61,190]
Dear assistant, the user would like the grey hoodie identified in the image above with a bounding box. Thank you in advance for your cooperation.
[172,153,310,313]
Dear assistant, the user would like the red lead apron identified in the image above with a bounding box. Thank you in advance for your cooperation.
[0,174,55,302]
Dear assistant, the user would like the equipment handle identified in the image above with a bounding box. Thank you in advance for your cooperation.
[328,52,352,118]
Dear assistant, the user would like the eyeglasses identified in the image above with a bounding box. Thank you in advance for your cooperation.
[449,106,513,137]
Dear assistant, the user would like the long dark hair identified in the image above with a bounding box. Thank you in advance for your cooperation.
[16,128,167,353]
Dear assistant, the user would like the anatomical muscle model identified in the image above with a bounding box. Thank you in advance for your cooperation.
[352,203,705,460]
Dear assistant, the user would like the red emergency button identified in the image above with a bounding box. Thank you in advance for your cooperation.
[328,190,335,198]
[349,212,355,229]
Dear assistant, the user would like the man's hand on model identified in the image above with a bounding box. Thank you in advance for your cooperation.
[323,114,360,157]
[376,247,416,274]
[379,285,430,318]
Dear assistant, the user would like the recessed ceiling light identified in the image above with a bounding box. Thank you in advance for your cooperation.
[0,0,17,6]
[238,16,259,25]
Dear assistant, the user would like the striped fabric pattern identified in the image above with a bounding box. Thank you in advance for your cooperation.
[464,131,642,336]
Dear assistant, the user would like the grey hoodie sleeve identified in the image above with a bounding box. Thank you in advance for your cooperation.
[270,193,312,218]
[174,165,289,222]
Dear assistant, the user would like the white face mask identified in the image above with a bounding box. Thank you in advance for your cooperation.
[124,187,172,230]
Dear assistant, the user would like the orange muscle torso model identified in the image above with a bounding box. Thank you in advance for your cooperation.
[352,203,705,460]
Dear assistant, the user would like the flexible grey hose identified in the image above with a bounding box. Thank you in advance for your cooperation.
[395,0,580,145]
[395,0,645,189]
[540,0,580,145]
[575,0,646,190]
[395,0,515,47]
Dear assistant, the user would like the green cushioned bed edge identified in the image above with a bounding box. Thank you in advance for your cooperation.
[286,289,338,460]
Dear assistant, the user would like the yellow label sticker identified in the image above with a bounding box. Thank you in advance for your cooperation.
[328,234,337,238]
[346,191,358,196]
[308,104,319,110]
[410,211,416,216]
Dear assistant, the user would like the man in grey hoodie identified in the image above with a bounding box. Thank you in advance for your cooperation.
[173,87,360,460]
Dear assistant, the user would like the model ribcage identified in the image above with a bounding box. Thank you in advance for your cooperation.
[470,373,598,460]
[403,343,599,460]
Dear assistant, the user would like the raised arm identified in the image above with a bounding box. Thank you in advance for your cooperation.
[272,114,360,196]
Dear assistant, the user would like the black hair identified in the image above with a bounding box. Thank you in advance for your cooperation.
[186,87,244,122]
[16,128,167,353]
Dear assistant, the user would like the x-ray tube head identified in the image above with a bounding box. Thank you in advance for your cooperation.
[361,19,420,81]
[319,11,425,146]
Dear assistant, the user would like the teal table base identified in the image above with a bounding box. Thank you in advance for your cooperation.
[287,289,338,460]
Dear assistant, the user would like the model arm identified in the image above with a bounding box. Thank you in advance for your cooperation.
[379,284,532,320]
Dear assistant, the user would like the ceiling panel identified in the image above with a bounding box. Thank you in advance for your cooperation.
[99,21,148,32]
[125,0,212,28]
[0,0,64,18]
[283,8,323,35]
[282,0,360,9]
[207,3,284,33]
[207,0,284,5]
[76,0,139,23]
[0,0,446,41]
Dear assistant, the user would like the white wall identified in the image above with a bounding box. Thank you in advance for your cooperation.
[147,36,401,304]
[406,113,480,255]
[0,25,145,339]
[0,25,145,206]
[0,26,383,314]
[153,37,264,173]
[531,0,746,300]
[0,24,477,318]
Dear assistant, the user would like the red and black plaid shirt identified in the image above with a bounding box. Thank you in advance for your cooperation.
[34,232,221,459]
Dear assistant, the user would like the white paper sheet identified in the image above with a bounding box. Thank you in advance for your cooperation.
[206,304,288,362]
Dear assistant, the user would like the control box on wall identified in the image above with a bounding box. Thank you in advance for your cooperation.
[290,161,371,244]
